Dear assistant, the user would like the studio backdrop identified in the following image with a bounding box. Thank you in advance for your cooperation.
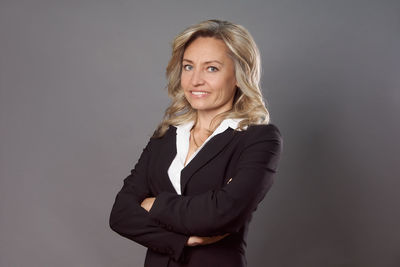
[1,0,399,266]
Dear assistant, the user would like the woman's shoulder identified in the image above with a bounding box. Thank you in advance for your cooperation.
[149,125,177,142]
[242,123,282,141]
[238,123,283,155]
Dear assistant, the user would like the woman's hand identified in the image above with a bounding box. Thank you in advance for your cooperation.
[186,233,230,247]
[140,197,155,212]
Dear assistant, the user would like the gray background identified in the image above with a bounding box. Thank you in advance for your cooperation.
[1,0,399,266]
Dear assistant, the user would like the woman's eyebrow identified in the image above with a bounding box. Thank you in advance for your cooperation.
[182,58,224,65]
[204,60,223,65]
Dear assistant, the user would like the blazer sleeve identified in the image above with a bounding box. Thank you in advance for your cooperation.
[109,138,189,262]
[148,124,282,236]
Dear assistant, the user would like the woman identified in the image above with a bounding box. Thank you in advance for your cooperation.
[110,19,282,267]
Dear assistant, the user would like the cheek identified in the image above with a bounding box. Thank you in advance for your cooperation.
[180,76,191,98]
[180,72,191,89]
[180,75,185,88]
[217,78,236,98]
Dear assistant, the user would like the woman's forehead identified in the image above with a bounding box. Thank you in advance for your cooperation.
[183,37,230,63]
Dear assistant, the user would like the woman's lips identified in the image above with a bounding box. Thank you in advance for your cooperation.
[190,90,210,97]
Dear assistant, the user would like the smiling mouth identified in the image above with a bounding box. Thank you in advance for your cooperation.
[190,91,210,96]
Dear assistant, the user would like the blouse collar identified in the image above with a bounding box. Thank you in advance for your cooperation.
[175,118,243,135]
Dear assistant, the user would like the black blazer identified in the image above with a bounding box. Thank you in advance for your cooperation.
[110,123,282,267]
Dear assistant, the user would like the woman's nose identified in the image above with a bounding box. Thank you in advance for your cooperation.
[190,69,205,86]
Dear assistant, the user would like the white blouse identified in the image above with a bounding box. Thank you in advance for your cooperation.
[168,118,243,195]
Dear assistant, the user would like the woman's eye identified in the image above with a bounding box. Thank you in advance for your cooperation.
[183,64,193,71]
[207,66,218,72]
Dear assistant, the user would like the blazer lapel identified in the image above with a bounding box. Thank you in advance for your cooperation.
[180,128,236,194]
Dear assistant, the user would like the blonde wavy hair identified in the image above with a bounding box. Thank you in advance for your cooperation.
[153,19,270,138]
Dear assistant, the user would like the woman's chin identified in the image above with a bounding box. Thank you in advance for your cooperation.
[188,102,210,111]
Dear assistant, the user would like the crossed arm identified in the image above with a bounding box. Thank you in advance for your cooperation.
[110,125,282,261]
[142,125,282,236]
[109,139,233,261]
[140,197,229,246]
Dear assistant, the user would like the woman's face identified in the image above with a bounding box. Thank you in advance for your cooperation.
[181,37,237,117]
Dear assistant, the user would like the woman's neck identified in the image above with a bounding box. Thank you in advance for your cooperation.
[194,112,222,132]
